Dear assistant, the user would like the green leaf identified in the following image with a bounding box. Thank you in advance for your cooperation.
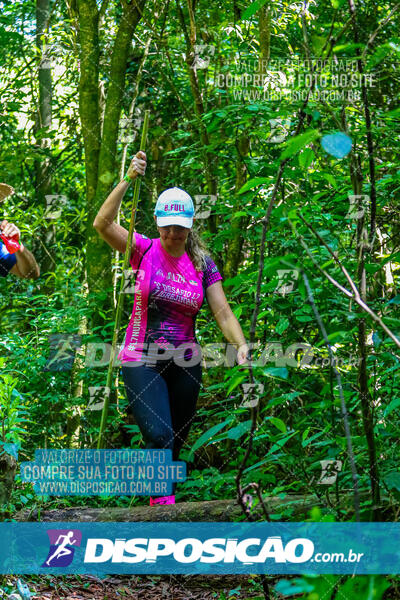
[163,146,190,156]
[242,0,268,19]
[243,430,298,473]
[227,374,246,395]
[265,416,287,433]
[339,575,390,600]
[298,148,315,170]
[332,42,365,53]
[243,456,270,473]
[275,578,315,596]
[267,430,298,456]
[280,130,320,161]
[238,177,270,194]
[302,430,326,447]
[275,317,289,334]
[187,419,232,461]
[226,420,252,440]
[0,441,20,459]
[325,331,348,343]
[381,316,400,330]
[379,251,400,266]
[365,263,382,274]
[263,367,289,380]
[384,471,400,492]
[295,315,314,322]
[384,396,400,416]
[322,173,338,188]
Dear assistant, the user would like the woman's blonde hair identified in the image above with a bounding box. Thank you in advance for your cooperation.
[186,228,208,271]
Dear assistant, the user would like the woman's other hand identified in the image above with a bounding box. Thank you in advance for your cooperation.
[126,151,147,180]
[237,343,250,365]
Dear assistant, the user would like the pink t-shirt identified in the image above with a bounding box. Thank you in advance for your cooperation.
[118,233,223,363]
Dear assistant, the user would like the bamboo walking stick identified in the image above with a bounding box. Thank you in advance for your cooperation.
[97,110,150,449]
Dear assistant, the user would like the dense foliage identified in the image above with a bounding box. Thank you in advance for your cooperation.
[1,0,400,597]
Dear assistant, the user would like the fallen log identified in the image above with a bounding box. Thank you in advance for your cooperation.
[14,491,388,522]
[0,452,17,505]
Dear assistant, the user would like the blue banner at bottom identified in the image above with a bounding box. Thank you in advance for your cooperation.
[0,522,399,575]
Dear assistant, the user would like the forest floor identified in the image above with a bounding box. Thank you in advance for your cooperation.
[1,574,268,599]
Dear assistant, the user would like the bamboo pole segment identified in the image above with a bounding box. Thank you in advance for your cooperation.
[97,110,150,449]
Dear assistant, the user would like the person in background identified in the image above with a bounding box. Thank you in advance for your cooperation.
[0,219,40,279]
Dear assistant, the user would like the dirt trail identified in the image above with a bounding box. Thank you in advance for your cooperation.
[2,574,266,599]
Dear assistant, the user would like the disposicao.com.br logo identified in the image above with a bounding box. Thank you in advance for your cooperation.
[42,529,82,567]
[42,533,363,566]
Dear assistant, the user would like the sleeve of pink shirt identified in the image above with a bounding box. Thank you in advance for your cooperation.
[129,232,152,269]
[203,255,223,288]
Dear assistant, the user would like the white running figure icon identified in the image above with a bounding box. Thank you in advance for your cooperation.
[46,531,77,565]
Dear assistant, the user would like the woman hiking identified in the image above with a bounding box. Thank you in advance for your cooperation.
[93,151,249,506]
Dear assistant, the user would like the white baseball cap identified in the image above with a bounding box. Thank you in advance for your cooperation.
[154,187,195,228]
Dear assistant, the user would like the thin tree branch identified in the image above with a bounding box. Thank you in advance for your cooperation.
[361,3,400,60]
[300,270,360,521]
[288,214,400,351]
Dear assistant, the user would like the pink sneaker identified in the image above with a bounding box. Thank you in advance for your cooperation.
[149,495,175,506]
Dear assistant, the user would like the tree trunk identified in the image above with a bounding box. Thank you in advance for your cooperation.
[66,296,88,447]
[35,0,54,276]
[77,0,147,333]
[77,0,102,299]
[87,1,146,299]
[14,491,381,522]
[176,0,218,235]
[349,153,380,510]
[224,3,270,281]
[0,452,17,506]
[224,133,250,281]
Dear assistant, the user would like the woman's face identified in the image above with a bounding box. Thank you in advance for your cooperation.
[153,216,192,245]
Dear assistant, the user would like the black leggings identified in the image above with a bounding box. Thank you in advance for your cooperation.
[121,358,202,495]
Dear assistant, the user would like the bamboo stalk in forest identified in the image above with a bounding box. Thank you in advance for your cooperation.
[97,110,150,450]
